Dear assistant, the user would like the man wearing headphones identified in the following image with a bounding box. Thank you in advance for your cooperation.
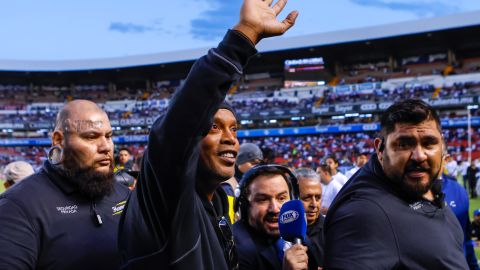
[233,165,317,270]
[324,99,468,269]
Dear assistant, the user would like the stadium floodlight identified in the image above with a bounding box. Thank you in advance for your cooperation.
[291,116,305,121]
[240,120,252,125]
[466,104,478,163]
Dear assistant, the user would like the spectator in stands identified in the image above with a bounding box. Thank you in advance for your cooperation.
[0,100,130,270]
[114,147,133,172]
[325,156,348,186]
[233,165,317,270]
[345,152,368,179]
[324,99,468,269]
[2,161,34,189]
[467,162,480,198]
[118,1,298,269]
[317,164,342,215]
[295,167,325,267]
[262,147,276,164]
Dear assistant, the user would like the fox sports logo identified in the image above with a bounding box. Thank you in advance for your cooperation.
[280,210,299,224]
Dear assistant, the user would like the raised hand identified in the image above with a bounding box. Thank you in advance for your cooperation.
[233,0,298,45]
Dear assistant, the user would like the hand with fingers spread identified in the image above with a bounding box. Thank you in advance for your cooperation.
[233,0,298,44]
[283,244,309,270]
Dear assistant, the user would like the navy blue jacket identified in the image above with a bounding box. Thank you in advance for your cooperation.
[118,30,256,270]
[306,214,325,267]
[234,219,321,270]
[324,154,468,270]
[234,220,282,270]
[0,161,130,270]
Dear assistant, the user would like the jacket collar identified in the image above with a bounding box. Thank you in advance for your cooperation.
[307,214,324,236]
[42,161,78,195]
[199,186,230,220]
[359,154,444,206]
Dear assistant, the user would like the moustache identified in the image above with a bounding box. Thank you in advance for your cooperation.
[265,213,279,222]
[404,162,430,173]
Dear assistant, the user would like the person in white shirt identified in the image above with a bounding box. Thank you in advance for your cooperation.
[459,160,470,190]
[345,153,368,180]
[326,156,348,186]
[445,153,459,179]
[317,164,342,215]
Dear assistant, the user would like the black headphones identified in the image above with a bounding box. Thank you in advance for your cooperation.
[378,137,385,152]
[233,164,299,220]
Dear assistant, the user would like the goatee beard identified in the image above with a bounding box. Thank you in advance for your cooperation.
[58,148,115,199]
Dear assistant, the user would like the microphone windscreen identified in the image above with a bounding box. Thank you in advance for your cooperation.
[278,199,307,242]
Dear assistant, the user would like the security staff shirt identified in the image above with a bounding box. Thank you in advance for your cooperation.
[0,161,130,270]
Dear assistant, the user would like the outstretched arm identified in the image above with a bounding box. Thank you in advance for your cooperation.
[142,0,299,220]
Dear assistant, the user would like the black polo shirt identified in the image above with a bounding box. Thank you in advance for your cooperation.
[0,161,130,270]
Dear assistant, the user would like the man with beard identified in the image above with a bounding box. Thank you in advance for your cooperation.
[0,100,130,270]
[114,147,133,172]
[324,99,468,269]
[118,1,298,269]
[233,165,318,270]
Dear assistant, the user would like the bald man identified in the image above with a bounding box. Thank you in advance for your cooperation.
[0,100,130,270]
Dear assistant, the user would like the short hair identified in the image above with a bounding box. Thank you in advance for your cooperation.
[118,148,131,155]
[294,167,320,182]
[3,161,34,184]
[326,156,338,165]
[317,164,332,176]
[380,99,441,137]
[246,170,290,196]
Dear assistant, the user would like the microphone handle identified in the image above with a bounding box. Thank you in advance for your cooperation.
[293,238,302,245]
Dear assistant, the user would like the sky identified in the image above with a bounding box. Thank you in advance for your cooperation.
[0,0,479,61]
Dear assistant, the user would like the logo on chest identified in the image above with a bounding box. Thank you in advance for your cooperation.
[56,205,78,214]
[112,200,127,215]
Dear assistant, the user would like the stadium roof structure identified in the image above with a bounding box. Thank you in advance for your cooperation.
[0,11,480,88]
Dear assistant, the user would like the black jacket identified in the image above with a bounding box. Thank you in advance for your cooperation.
[324,154,468,270]
[118,30,256,270]
[234,220,282,270]
[234,219,321,270]
[0,161,130,270]
[306,215,325,267]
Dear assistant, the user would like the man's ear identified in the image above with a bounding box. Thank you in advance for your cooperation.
[374,137,384,162]
[52,130,64,148]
